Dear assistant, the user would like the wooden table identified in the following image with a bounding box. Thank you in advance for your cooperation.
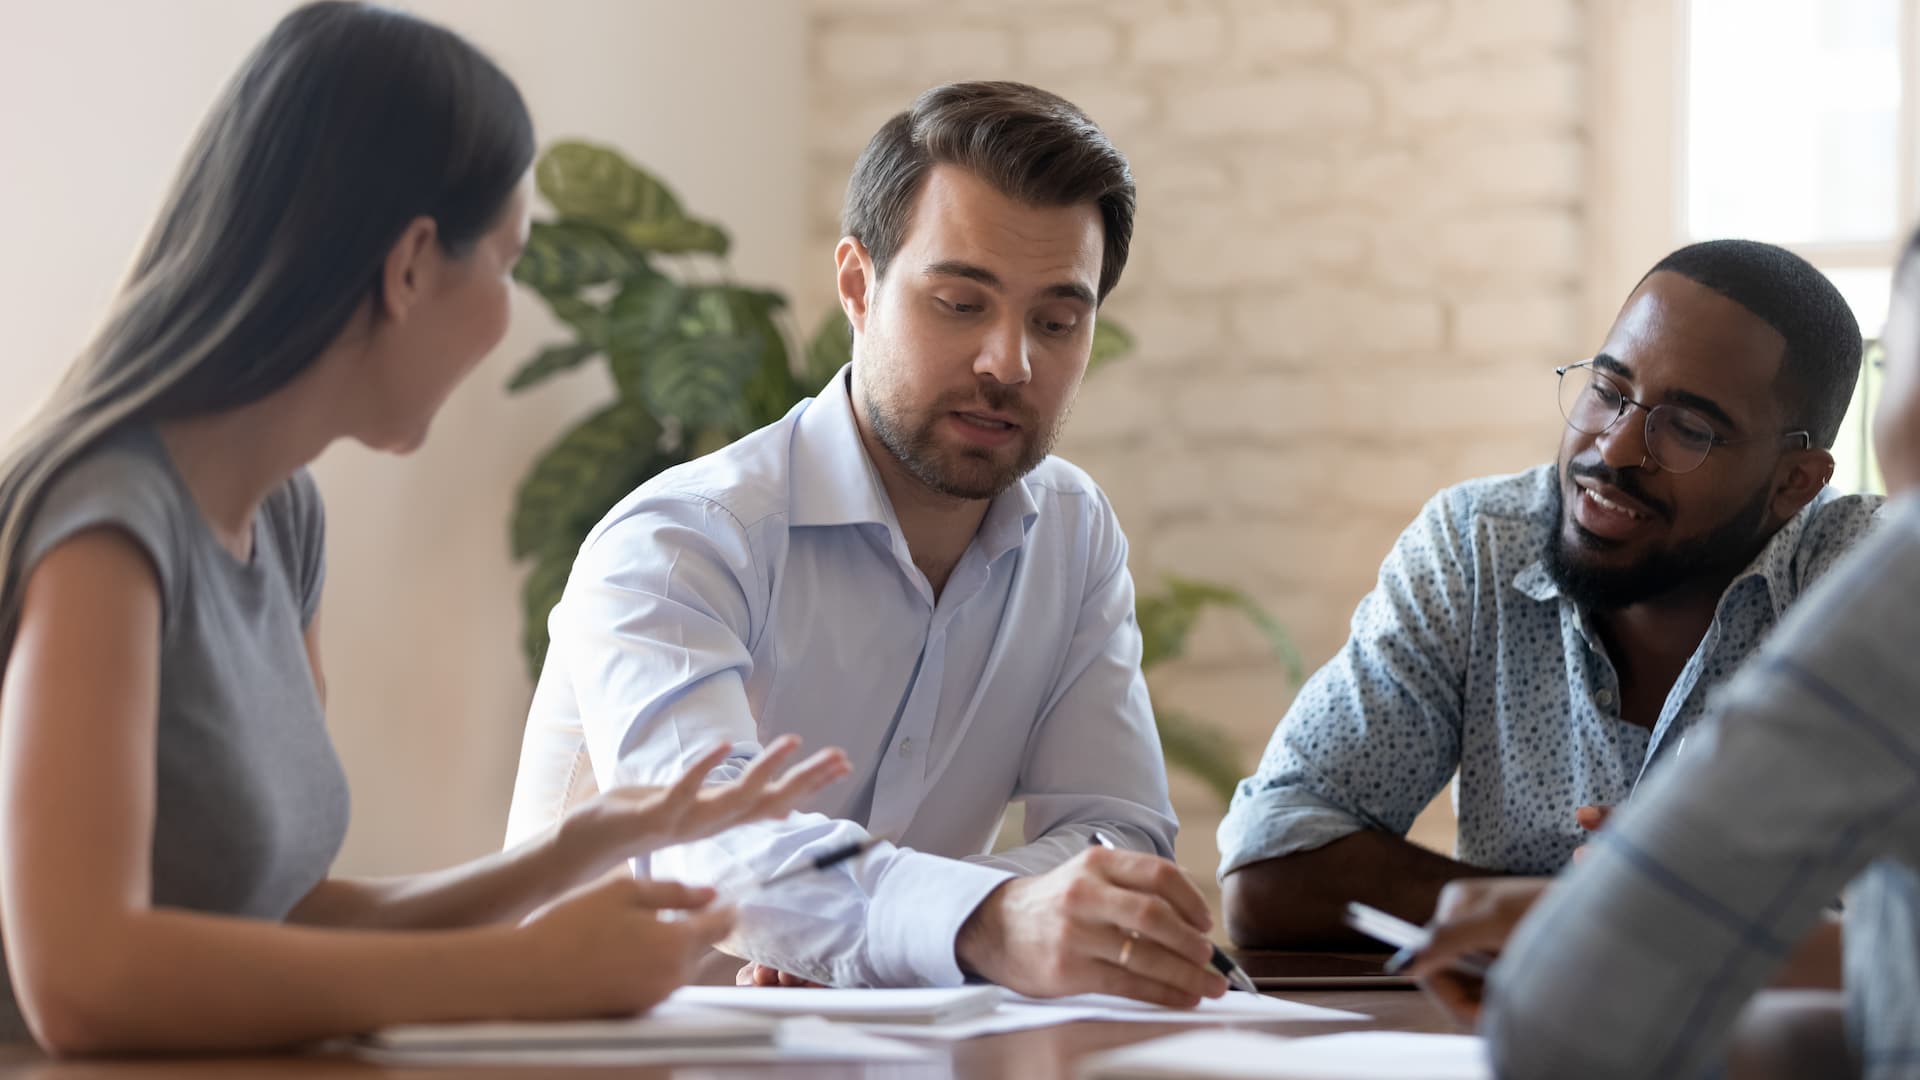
[0,968,1454,1078]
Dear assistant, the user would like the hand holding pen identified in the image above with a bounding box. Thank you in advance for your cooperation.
[952,825,1230,1008]
[1090,832,1262,994]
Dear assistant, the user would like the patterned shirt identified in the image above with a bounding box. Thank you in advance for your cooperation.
[1217,465,1883,878]
[1485,495,1920,1080]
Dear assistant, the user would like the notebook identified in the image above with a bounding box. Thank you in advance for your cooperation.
[670,985,1004,1025]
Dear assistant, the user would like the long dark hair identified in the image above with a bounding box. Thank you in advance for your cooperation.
[0,0,534,654]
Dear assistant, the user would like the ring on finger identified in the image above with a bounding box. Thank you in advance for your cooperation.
[1117,930,1139,969]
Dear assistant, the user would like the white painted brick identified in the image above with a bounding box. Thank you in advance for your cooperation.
[1453,292,1583,357]
[1166,71,1376,138]
[1229,2,1341,63]
[1349,0,1448,56]
[1018,19,1122,72]
[1439,133,1585,206]
[912,26,1018,82]
[1043,80,1157,138]
[1432,208,1582,281]
[1230,287,1446,360]
[1229,148,1335,208]
[1128,144,1235,199]
[1423,0,1582,58]
[818,25,918,84]
[1392,57,1582,129]
[1062,368,1164,446]
[811,94,913,155]
[1129,8,1230,67]
[1102,293,1234,366]
[1154,210,1373,290]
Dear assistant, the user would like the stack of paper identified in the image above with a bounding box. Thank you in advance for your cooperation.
[1078,1029,1490,1080]
[346,1001,933,1067]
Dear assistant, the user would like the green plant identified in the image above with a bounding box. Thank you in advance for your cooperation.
[508,140,1300,805]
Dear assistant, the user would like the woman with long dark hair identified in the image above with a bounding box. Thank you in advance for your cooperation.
[0,1,848,1055]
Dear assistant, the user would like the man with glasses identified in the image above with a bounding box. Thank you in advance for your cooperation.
[1218,239,1884,949]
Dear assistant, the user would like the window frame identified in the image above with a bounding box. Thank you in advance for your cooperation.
[1587,0,1906,491]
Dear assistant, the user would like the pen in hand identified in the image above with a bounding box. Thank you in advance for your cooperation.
[1088,831,1262,994]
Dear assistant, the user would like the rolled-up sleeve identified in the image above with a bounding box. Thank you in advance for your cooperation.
[1217,489,1476,877]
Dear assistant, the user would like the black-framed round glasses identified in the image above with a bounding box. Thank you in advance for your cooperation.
[1554,361,1811,475]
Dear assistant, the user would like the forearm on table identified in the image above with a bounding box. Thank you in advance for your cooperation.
[17,907,525,1056]
[1223,830,1497,950]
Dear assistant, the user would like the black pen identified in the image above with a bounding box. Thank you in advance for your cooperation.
[743,834,886,894]
[1089,831,1262,994]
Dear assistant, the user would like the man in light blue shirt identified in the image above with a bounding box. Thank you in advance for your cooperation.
[506,81,1225,1006]
[1219,240,1883,949]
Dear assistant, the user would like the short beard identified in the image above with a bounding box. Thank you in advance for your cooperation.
[1545,465,1774,611]
[864,378,1056,501]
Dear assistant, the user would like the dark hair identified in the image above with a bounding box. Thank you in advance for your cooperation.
[1644,239,1862,449]
[841,80,1135,303]
[0,0,533,654]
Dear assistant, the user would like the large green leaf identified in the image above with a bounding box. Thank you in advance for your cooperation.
[509,400,662,560]
[507,342,597,393]
[1165,576,1306,684]
[512,221,650,293]
[1088,317,1136,373]
[620,217,731,256]
[535,141,729,255]
[605,275,686,351]
[1154,703,1246,805]
[727,289,807,432]
[638,335,763,430]
[1136,575,1305,684]
[806,310,853,393]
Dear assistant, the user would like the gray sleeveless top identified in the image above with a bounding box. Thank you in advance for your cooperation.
[0,428,350,1039]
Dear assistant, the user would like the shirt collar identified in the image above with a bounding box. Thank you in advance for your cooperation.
[1512,486,1838,617]
[788,365,1042,562]
[789,366,891,529]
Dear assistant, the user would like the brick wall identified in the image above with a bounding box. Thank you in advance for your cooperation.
[805,0,1588,902]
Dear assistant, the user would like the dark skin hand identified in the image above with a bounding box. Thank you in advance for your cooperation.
[1222,831,1499,950]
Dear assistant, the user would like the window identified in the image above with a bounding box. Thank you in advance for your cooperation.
[1590,0,1904,492]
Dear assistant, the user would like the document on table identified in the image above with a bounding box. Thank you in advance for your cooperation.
[671,984,1003,1024]
[1009,990,1370,1024]
[1078,1029,1490,1080]
[343,1004,934,1067]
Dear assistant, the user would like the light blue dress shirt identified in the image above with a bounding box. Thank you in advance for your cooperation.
[1217,465,1882,879]
[514,367,1175,988]
[1485,495,1920,1080]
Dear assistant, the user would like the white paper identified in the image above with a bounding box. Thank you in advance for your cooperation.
[854,1001,1108,1040]
[1079,1029,1489,1080]
[358,1001,775,1052]
[340,1017,933,1067]
[670,984,1002,1024]
[1010,990,1370,1024]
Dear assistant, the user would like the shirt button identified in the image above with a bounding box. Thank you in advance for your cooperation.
[1595,689,1614,708]
[897,738,913,758]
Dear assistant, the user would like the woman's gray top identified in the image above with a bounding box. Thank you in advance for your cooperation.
[0,427,350,1039]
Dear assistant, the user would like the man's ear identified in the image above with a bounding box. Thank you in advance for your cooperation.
[1769,446,1834,523]
[379,216,440,322]
[835,236,876,334]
